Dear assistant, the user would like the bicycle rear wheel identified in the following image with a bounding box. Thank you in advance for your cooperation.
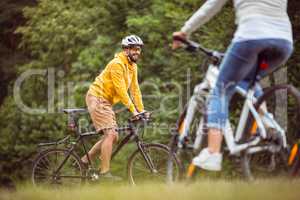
[127,143,181,185]
[242,84,300,180]
[32,148,85,187]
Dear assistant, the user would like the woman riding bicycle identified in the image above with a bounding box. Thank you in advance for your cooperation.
[172,0,293,171]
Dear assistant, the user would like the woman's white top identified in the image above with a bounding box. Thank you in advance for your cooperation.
[181,0,293,43]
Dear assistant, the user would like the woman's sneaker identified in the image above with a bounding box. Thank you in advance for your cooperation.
[192,148,222,171]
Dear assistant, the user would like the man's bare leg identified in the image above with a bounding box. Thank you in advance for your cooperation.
[81,139,103,164]
[99,129,117,174]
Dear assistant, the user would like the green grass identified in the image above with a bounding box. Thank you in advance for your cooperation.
[1,179,300,200]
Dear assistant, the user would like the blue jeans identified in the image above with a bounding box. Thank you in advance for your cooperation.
[207,38,293,131]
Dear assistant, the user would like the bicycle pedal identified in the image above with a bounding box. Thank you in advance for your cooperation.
[87,169,100,181]
[90,173,100,181]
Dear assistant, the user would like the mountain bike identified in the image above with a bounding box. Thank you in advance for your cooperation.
[167,38,300,182]
[31,110,180,186]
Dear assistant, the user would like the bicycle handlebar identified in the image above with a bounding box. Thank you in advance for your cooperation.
[173,35,224,62]
[129,111,152,123]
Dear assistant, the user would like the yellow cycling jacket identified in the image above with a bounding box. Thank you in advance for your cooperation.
[88,52,144,113]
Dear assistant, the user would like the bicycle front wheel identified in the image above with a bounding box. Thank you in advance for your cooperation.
[32,148,85,187]
[127,143,181,185]
[242,84,300,180]
[166,95,208,183]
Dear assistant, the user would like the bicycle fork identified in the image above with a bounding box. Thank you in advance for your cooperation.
[136,141,157,173]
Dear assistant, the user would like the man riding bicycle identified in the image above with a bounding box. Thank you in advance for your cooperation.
[82,35,147,179]
[172,0,293,171]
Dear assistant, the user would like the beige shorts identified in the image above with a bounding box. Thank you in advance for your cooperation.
[86,93,118,136]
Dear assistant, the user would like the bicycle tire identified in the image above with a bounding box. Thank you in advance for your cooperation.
[167,133,185,183]
[127,143,181,185]
[32,148,85,187]
[241,84,300,180]
[166,94,209,183]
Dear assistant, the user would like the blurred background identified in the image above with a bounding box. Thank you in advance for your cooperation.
[0,0,299,188]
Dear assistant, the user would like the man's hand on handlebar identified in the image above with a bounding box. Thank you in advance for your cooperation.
[133,110,139,116]
[131,110,151,122]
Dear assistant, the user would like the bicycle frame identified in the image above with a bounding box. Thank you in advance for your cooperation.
[178,63,288,156]
[38,122,157,178]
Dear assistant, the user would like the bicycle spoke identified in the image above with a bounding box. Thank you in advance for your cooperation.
[32,149,83,187]
[39,156,50,170]
[128,144,180,184]
[242,85,300,179]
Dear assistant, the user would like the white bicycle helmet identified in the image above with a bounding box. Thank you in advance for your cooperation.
[121,35,144,47]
